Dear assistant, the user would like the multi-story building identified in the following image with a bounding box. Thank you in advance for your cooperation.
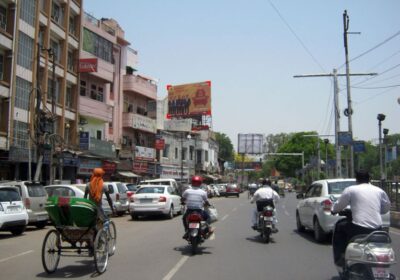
[0,0,82,182]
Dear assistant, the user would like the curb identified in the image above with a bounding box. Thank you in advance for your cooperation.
[390,211,400,229]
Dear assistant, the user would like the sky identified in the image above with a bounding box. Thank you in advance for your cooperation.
[84,0,400,150]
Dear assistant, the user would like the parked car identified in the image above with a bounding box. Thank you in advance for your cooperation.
[296,178,391,243]
[0,185,28,235]
[129,184,183,220]
[45,184,85,197]
[139,178,182,194]
[225,184,240,198]
[216,184,227,196]
[126,183,139,199]
[103,182,129,216]
[211,185,220,197]
[1,181,48,228]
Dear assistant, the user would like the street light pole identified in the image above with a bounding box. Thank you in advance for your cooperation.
[324,139,329,177]
[377,114,386,187]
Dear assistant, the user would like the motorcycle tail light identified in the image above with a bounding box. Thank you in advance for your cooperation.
[188,213,203,222]
[158,196,167,202]
[264,210,273,217]
[321,199,332,212]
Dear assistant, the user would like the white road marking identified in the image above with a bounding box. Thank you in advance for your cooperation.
[282,204,286,209]
[163,256,189,280]
[209,232,216,240]
[0,250,34,264]
[221,214,229,221]
[284,210,290,216]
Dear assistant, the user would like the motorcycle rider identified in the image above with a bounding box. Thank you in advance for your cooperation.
[181,175,214,238]
[250,178,280,231]
[331,170,391,267]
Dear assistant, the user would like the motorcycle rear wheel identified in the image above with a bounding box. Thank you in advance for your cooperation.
[262,228,271,243]
[190,237,198,255]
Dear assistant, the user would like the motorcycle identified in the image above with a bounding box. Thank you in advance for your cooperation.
[184,210,211,255]
[333,209,396,280]
[253,199,277,243]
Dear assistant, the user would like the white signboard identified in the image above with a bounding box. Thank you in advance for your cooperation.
[238,133,264,154]
[0,136,7,149]
[135,146,156,161]
[164,119,192,132]
[132,114,156,133]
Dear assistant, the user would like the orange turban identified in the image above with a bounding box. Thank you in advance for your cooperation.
[89,168,105,203]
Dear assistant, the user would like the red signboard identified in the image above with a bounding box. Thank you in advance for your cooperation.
[133,162,148,173]
[79,58,98,73]
[102,161,117,180]
[155,138,165,150]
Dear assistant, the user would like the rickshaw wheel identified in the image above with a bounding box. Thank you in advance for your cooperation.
[94,228,109,274]
[107,221,117,256]
[42,229,61,274]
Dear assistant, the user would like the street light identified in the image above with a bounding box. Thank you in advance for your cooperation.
[377,113,386,187]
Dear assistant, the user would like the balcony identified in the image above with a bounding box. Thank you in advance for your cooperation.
[123,74,157,100]
[79,96,112,122]
[123,112,156,134]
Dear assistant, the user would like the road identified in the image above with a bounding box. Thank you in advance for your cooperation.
[0,192,399,280]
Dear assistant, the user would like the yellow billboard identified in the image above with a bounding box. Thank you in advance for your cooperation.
[167,81,211,117]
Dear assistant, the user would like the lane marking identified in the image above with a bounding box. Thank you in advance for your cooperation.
[162,256,189,280]
[221,214,229,221]
[209,233,216,240]
[284,210,290,216]
[0,250,34,264]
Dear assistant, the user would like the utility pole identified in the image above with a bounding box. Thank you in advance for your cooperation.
[34,43,43,182]
[294,69,376,178]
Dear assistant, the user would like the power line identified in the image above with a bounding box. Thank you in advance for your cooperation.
[355,87,397,105]
[351,63,400,87]
[268,0,327,74]
[352,84,400,90]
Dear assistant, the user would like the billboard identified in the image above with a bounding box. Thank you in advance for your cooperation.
[167,81,211,117]
[78,58,98,73]
[238,133,264,154]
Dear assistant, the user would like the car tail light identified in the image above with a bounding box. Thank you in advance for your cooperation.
[375,253,392,262]
[127,191,133,198]
[129,195,135,203]
[188,213,203,222]
[158,196,167,202]
[321,199,332,212]
[263,210,273,217]
[25,198,31,209]
[116,193,120,201]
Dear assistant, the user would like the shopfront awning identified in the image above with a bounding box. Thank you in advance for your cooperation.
[118,171,140,178]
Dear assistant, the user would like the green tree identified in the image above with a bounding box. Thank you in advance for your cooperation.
[215,132,234,162]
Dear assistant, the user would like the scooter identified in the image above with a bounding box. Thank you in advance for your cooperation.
[253,199,277,243]
[333,209,396,280]
[184,211,210,255]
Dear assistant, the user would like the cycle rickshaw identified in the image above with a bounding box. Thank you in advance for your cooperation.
[42,196,116,274]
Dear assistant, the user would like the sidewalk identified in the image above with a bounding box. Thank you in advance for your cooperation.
[391,211,400,229]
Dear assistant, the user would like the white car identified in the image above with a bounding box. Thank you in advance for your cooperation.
[129,184,183,220]
[0,186,28,235]
[296,179,391,243]
[46,184,112,216]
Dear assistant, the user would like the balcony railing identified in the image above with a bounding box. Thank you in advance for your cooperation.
[122,112,156,134]
[123,74,157,100]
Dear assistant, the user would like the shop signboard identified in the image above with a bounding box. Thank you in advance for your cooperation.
[77,158,102,175]
[163,119,192,132]
[78,58,98,73]
[102,161,117,180]
[135,146,155,161]
[338,131,353,146]
[133,161,148,173]
[237,133,264,154]
[155,138,165,150]
[79,132,90,150]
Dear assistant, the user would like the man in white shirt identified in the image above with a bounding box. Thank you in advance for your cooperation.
[332,170,391,266]
[250,179,280,230]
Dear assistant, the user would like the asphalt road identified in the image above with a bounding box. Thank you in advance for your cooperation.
[0,192,399,280]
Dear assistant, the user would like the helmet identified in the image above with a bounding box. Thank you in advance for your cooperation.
[191,175,203,187]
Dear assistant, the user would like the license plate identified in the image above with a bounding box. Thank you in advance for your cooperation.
[37,215,47,221]
[372,267,390,278]
[6,206,21,214]
[140,199,153,203]
[189,223,200,229]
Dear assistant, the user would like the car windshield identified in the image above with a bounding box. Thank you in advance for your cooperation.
[27,185,47,197]
[136,187,165,194]
[126,185,138,192]
[116,183,127,193]
[328,181,356,194]
[0,188,21,202]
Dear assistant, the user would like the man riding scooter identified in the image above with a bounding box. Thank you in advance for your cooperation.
[331,170,391,267]
[181,175,214,239]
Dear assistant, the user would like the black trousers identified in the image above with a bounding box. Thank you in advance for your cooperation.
[332,219,379,265]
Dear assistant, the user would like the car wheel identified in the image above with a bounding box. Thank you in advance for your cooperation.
[237,194,239,198]
[131,213,138,220]
[167,206,174,219]
[313,218,327,242]
[296,212,305,233]
[36,221,47,229]
[11,226,26,236]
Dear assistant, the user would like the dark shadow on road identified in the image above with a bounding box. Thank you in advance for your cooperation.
[330,276,341,280]
[292,229,332,246]
[245,234,276,244]
[130,215,174,222]
[36,260,99,278]
[173,245,213,256]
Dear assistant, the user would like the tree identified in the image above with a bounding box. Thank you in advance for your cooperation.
[214,132,234,162]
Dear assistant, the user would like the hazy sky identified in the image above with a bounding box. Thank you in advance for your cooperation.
[84,0,400,150]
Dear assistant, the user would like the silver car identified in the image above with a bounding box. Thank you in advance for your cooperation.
[0,186,28,235]
[103,182,129,216]
[296,179,390,243]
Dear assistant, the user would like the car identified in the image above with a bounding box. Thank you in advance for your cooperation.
[45,184,85,197]
[225,184,240,197]
[139,178,182,194]
[295,178,391,243]
[129,184,183,220]
[0,186,29,235]
[126,183,139,199]
[103,182,129,216]
[1,181,49,229]
[216,183,227,196]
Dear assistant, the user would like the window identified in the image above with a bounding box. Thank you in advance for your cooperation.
[51,1,63,25]
[66,85,73,109]
[189,146,194,161]
[20,0,36,26]
[38,28,45,48]
[69,15,76,36]
[182,147,187,161]
[0,5,7,31]
[50,39,62,63]
[0,53,4,81]
[205,150,209,162]
[67,50,74,72]
[47,78,60,104]
[89,84,104,102]
[163,144,170,158]
[64,123,70,145]
[305,186,315,198]
[13,120,29,149]
[96,130,102,140]
[15,77,31,110]
[17,32,34,70]
[175,147,178,159]
[80,80,87,96]
[83,28,113,63]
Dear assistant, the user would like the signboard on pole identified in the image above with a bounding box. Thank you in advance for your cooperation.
[237,133,264,154]
[338,131,353,146]
[79,131,90,150]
